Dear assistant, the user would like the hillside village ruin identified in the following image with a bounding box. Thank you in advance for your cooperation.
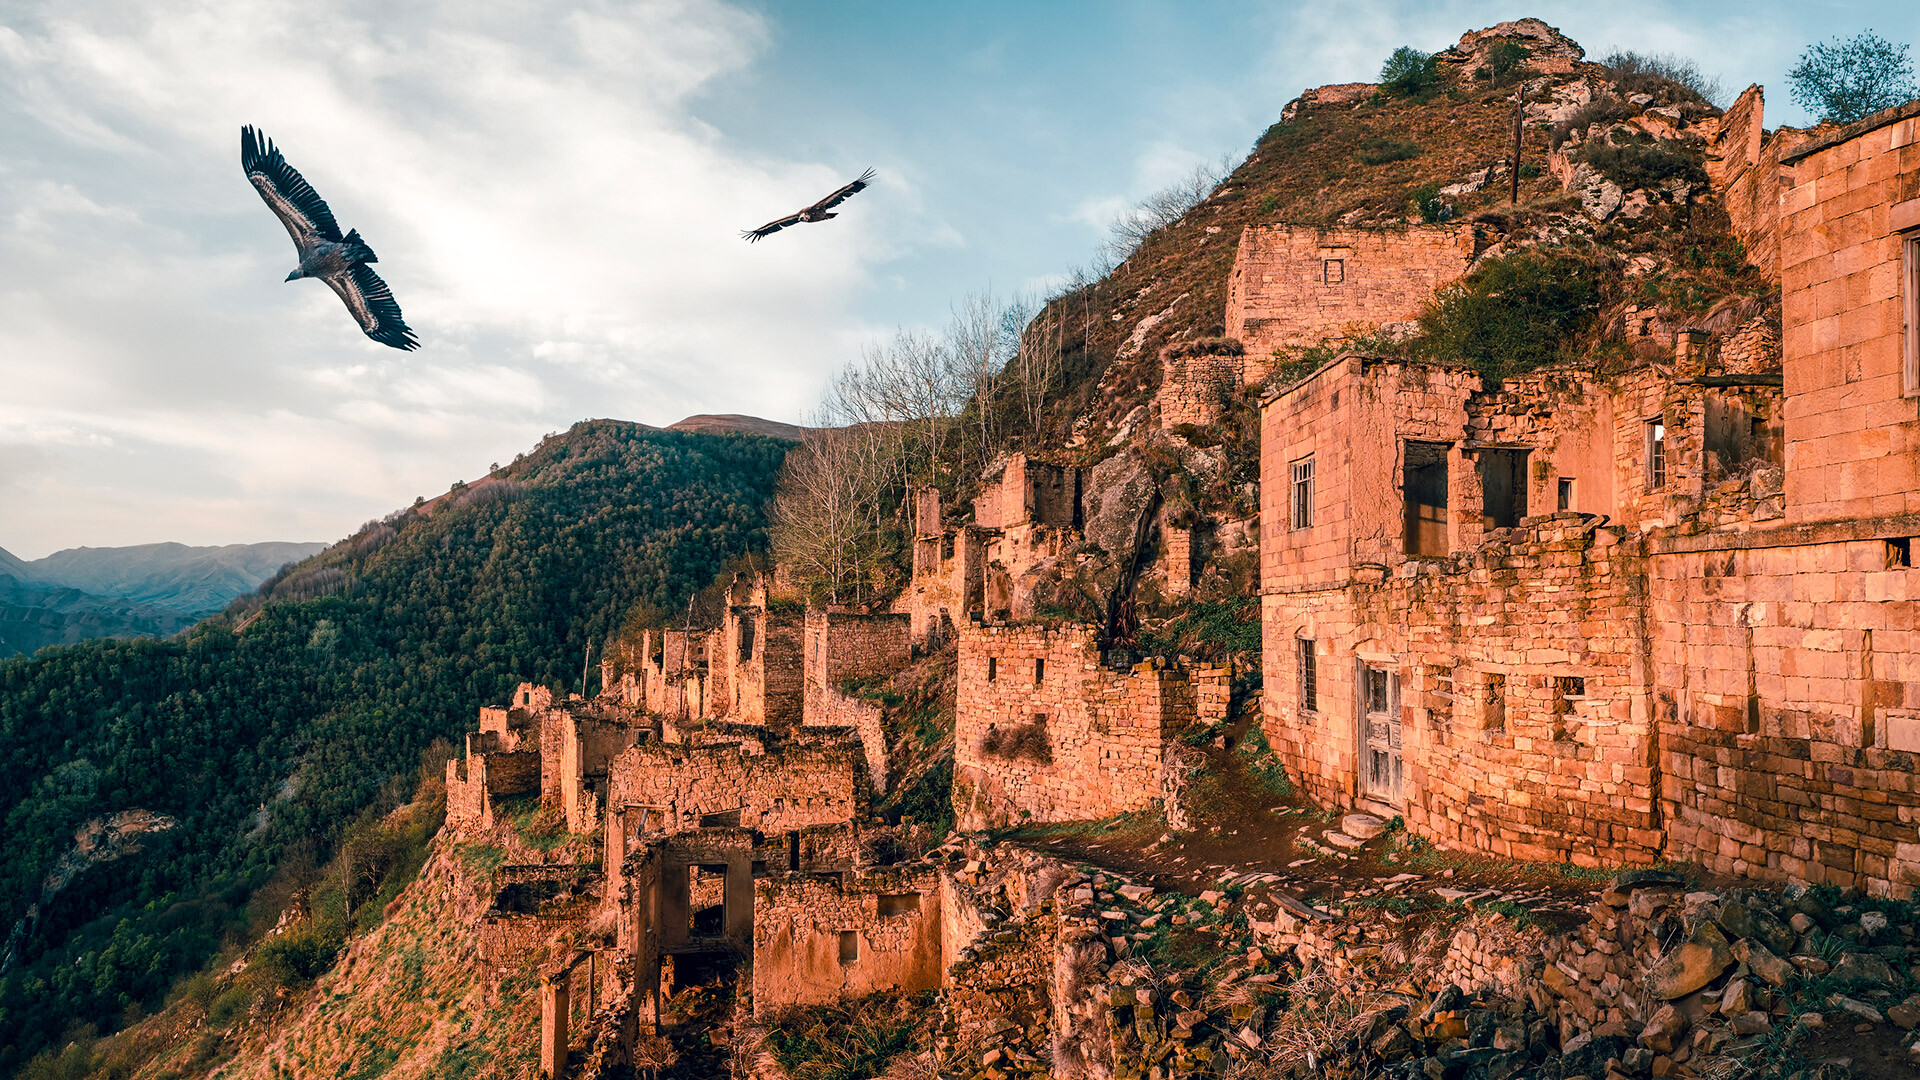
[420,20,1920,1080]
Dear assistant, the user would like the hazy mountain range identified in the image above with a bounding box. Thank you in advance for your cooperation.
[0,541,324,657]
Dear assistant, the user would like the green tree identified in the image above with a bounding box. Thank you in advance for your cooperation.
[1379,47,1441,98]
[1787,30,1917,124]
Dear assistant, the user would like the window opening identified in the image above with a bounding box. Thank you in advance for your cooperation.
[787,830,801,872]
[1323,258,1345,285]
[1904,231,1919,397]
[1552,676,1585,741]
[839,930,859,964]
[1033,658,1046,685]
[1483,673,1506,733]
[1403,441,1450,556]
[1299,639,1317,713]
[1291,456,1315,530]
[1887,538,1914,569]
[1478,448,1529,529]
[878,894,921,917]
[1430,667,1454,728]
[986,657,997,682]
[739,616,755,661]
[1557,478,1575,511]
[1645,419,1667,489]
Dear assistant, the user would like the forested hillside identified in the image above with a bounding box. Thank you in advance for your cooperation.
[0,421,790,1073]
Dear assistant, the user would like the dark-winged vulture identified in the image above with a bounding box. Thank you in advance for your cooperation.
[241,126,419,350]
[741,168,876,242]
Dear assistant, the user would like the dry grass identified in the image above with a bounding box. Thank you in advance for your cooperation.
[1218,966,1404,1080]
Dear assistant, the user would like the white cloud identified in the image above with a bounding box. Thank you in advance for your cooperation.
[0,0,905,557]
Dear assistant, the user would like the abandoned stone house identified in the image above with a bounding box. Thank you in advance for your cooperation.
[952,622,1232,830]
[1257,89,1920,896]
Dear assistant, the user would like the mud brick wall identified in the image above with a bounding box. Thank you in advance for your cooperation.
[953,623,1196,830]
[1159,347,1245,427]
[1650,528,1920,896]
[1226,224,1476,379]
[607,741,857,834]
[1777,103,1920,523]
[752,866,943,1012]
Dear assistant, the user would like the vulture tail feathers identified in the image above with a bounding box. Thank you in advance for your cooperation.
[341,229,377,264]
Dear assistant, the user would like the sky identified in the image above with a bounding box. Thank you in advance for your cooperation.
[0,0,1912,558]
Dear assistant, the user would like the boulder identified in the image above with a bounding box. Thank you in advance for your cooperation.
[1647,928,1732,1000]
[1731,939,1795,988]
[1831,951,1897,988]
[1886,994,1920,1031]
[1730,1011,1771,1036]
[1717,978,1754,1018]
[1827,994,1884,1024]
[1639,1004,1687,1053]
[1083,450,1156,557]
[1607,869,1686,893]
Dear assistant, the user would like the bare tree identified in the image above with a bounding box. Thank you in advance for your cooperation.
[1103,155,1236,265]
[768,424,900,605]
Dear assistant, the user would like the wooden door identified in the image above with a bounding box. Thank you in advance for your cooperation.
[1360,664,1403,804]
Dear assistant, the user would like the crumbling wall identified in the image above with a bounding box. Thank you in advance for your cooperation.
[1651,529,1920,895]
[607,741,859,834]
[953,623,1195,830]
[751,866,943,1013]
[802,610,910,784]
[1158,344,1246,428]
[1226,225,1476,380]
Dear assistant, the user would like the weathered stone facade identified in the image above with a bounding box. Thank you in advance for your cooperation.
[751,865,943,1011]
[1226,224,1478,380]
[1257,96,1920,894]
[953,623,1215,831]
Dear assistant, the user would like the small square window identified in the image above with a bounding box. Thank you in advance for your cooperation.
[1323,258,1345,285]
[1888,537,1914,569]
[1557,478,1575,511]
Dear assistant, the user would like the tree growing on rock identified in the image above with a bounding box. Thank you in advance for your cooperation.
[1787,30,1917,124]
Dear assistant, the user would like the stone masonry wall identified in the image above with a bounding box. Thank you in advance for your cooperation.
[752,865,943,1013]
[954,623,1195,831]
[607,741,858,834]
[1777,102,1920,524]
[1651,526,1920,895]
[1159,346,1245,428]
[1226,224,1477,380]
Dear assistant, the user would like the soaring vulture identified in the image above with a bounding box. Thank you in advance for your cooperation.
[240,126,419,350]
[741,168,876,242]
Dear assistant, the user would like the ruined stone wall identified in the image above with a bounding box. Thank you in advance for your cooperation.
[751,866,943,1013]
[1777,102,1920,523]
[1261,513,1662,867]
[607,741,858,834]
[1650,528,1920,896]
[954,624,1194,830]
[1159,346,1246,428]
[974,455,1078,531]
[1226,225,1476,380]
[730,609,803,726]
[800,613,897,790]
[900,525,988,645]
[446,750,540,831]
[1259,358,1481,587]
[560,713,638,832]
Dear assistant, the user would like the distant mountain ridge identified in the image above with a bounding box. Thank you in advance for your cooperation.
[24,541,325,615]
[0,540,324,657]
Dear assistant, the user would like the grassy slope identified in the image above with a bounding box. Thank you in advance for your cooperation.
[136,837,541,1080]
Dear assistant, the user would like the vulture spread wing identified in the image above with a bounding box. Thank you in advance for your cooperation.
[318,264,420,351]
[807,167,876,214]
[741,168,876,242]
[241,126,342,250]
